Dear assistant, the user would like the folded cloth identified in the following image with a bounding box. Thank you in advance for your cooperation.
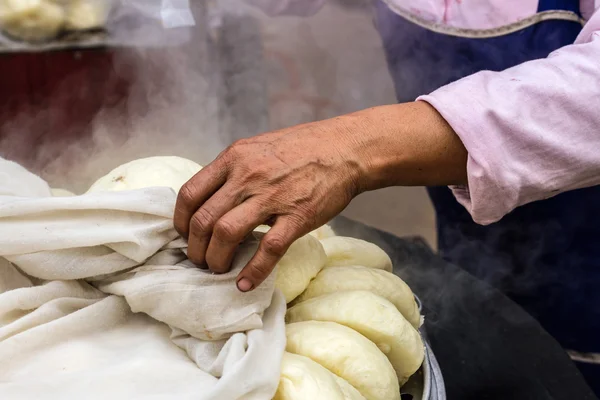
[0,157,286,400]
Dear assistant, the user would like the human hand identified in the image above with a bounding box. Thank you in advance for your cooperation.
[174,115,369,292]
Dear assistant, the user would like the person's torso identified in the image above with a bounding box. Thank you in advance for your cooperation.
[374,0,600,375]
[376,0,588,101]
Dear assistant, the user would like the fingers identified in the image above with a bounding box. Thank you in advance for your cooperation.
[186,183,241,266]
[236,217,303,292]
[205,198,269,274]
[174,161,227,239]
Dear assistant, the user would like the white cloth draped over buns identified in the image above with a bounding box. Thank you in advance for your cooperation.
[0,156,286,400]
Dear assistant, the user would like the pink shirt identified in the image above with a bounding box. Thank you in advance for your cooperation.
[248,0,600,225]
[419,12,600,224]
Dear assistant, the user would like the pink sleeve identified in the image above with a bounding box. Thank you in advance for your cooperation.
[418,14,600,225]
[244,0,326,17]
[580,0,600,20]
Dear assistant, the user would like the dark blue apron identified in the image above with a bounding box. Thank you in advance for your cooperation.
[374,0,600,393]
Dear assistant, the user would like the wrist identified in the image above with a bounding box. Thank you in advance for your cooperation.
[336,102,468,192]
[324,109,381,196]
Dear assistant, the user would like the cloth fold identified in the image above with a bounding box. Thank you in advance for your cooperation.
[0,157,285,400]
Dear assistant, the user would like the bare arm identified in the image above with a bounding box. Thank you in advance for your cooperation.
[352,102,467,190]
[173,101,467,291]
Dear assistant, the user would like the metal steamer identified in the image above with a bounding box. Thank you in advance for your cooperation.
[401,296,446,400]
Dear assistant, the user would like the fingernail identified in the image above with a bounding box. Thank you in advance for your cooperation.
[237,278,253,292]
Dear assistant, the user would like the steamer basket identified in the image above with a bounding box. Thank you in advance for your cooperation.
[401,296,446,400]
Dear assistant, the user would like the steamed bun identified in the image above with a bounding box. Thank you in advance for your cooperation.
[254,226,327,303]
[320,237,392,272]
[0,0,110,42]
[285,321,400,400]
[293,266,421,328]
[333,374,366,400]
[274,352,365,400]
[308,224,336,240]
[286,291,424,385]
[64,0,109,30]
[87,156,202,194]
[0,0,65,41]
[275,234,326,303]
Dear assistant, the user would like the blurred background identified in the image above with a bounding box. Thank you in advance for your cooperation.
[0,0,436,247]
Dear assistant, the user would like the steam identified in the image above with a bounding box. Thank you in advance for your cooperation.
[52,43,225,192]
[0,3,225,193]
[0,0,399,195]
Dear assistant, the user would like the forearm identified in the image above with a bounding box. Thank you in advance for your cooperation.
[335,102,468,193]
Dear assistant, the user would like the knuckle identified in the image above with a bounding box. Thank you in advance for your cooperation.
[190,208,216,234]
[177,183,196,206]
[248,261,273,281]
[261,235,288,258]
[233,137,251,147]
[213,219,239,242]
[225,141,244,157]
[288,212,310,230]
[222,146,236,159]
[299,207,317,223]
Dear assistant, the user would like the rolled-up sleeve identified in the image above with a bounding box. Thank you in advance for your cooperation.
[418,17,600,225]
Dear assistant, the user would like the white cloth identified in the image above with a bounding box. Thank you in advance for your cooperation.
[0,158,286,400]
